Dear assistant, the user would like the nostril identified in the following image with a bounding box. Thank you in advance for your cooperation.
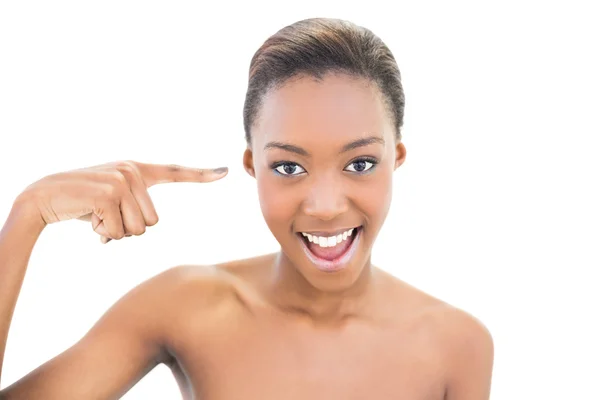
[302,199,349,220]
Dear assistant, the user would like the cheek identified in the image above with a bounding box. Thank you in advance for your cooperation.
[256,176,300,232]
[354,167,394,223]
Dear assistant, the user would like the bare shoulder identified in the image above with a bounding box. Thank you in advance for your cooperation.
[432,302,494,398]
[158,263,241,301]
[432,303,494,350]
[156,258,269,343]
[425,300,494,367]
[379,271,494,397]
[0,264,253,400]
[424,301,494,399]
[383,271,494,398]
[107,264,246,349]
[377,269,493,344]
[155,262,260,321]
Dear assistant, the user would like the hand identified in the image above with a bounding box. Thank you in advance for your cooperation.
[21,160,228,243]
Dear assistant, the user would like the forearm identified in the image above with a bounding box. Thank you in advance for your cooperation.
[0,193,46,387]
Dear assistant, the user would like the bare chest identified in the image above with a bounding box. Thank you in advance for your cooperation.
[169,314,447,400]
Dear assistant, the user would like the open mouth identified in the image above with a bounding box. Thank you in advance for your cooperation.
[296,226,362,272]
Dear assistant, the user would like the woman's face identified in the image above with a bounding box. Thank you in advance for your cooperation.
[244,73,406,291]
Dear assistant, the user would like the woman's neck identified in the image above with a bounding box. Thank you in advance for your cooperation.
[266,251,379,324]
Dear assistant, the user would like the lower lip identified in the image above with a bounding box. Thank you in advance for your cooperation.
[298,227,362,273]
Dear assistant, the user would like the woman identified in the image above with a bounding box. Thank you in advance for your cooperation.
[0,18,493,399]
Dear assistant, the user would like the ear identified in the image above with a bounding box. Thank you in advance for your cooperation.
[394,141,407,170]
[243,147,256,178]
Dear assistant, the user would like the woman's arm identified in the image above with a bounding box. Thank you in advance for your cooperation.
[0,194,174,399]
[0,160,227,398]
[0,195,46,386]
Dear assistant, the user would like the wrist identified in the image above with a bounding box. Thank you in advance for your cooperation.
[10,190,47,234]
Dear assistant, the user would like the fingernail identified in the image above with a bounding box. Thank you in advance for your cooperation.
[212,167,228,174]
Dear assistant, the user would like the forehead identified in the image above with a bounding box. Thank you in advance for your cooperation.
[253,73,392,149]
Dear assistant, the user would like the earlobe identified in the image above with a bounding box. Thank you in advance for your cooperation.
[243,148,256,178]
[394,141,407,170]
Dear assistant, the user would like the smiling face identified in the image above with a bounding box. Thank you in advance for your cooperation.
[244,73,406,292]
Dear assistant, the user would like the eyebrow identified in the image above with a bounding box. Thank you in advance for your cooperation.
[339,136,385,153]
[264,135,385,157]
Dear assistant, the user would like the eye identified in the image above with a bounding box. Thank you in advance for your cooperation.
[344,158,377,173]
[273,162,306,176]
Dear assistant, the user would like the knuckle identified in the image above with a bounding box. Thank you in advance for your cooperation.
[102,174,128,198]
[166,164,182,173]
[114,231,126,240]
[127,220,146,235]
[133,225,147,235]
[102,183,121,199]
[116,160,136,175]
[111,226,126,239]
[101,170,127,186]
[111,171,128,185]
[147,214,159,226]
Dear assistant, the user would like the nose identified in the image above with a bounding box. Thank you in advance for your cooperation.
[302,174,349,221]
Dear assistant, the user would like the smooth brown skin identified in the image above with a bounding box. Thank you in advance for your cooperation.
[0,74,494,399]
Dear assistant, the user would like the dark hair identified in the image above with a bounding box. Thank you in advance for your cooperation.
[243,17,405,144]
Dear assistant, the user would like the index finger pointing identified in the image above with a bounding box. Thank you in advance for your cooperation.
[135,162,228,187]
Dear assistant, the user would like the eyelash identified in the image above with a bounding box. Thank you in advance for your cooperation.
[270,157,379,177]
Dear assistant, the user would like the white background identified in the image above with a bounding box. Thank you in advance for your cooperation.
[1,1,598,399]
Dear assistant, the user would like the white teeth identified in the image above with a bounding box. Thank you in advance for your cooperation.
[300,228,356,248]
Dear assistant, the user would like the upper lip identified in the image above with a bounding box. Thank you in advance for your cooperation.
[297,226,361,236]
